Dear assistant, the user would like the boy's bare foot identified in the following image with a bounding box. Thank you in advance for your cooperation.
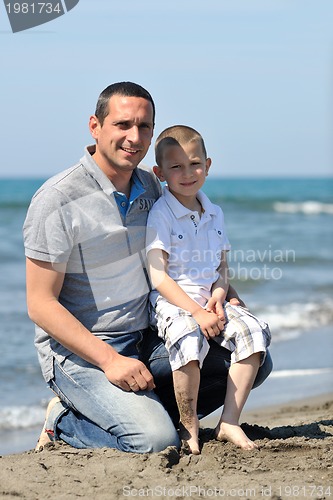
[35,396,60,451]
[179,421,200,455]
[214,421,258,450]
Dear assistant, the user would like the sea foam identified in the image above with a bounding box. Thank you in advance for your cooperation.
[273,201,333,215]
[0,405,45,430]
[253,300,333,341]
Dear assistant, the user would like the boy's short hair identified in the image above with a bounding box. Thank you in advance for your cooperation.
[155,125,207,166]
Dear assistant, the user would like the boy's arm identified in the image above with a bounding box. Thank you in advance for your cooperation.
[147,248,224,338]
[206,251,229,319]
[26,258,155,392]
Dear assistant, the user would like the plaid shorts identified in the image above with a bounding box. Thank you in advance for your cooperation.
[151,297,271,371]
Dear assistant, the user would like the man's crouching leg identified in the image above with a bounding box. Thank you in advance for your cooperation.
[35,396,63,451]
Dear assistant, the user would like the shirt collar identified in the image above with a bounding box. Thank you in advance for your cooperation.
[81,145,146,197]
[162,185,218,219]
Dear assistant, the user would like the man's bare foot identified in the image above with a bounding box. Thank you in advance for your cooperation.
[179,421,200,455]
[35,396,60,451]
[214,421,258,450]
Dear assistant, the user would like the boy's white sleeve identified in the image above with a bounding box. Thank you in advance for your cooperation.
[146,207,172,256]
[217,206,231,252]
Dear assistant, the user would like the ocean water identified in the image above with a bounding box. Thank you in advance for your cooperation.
[0,176,332,454]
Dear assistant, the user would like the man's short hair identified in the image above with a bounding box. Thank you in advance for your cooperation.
[155,125,207,167]
[95,82,155,126]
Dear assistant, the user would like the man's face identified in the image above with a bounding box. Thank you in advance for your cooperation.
[90,94,154,176]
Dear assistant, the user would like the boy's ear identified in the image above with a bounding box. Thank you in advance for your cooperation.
[153,165,165,181]
[205,158,212,176]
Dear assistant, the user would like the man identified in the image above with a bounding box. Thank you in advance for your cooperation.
[24,82,272,453]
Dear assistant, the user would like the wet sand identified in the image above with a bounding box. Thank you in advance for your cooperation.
[0,393,332,499]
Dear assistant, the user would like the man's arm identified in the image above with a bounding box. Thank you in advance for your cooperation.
[226,284,247,308]
[26,258,154,392]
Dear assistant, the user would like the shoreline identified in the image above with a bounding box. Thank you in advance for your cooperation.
[1,391,332,457]
[0,393,332,500]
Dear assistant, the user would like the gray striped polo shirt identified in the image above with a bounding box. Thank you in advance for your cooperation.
[23,145,161,382]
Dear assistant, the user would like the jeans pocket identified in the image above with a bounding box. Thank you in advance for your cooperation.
[48,374,78,412]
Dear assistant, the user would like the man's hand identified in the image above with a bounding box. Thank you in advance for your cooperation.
[192,308,224,340]
[102,352,155,392]
[229,297,242,307]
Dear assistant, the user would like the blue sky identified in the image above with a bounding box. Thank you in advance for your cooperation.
[1,0,332,178]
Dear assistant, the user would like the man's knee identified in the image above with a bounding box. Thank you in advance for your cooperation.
[147,424,180,453]
[253,350,273,388]
[120,421,180,453]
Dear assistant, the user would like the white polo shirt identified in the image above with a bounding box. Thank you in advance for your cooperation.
[146,186,231,307]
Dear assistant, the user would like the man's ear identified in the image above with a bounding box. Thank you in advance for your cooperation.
[205,157,212,176]
[153,165,165,181]
[89,115,101,140]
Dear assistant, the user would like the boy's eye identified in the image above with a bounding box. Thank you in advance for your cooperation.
[171,165,181,169]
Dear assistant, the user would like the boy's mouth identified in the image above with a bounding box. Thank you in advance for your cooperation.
[180,181,197,187]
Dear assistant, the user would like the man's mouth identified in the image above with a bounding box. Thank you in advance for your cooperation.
[121,147,141,155]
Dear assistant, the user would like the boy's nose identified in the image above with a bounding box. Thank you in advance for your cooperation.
[183,166,193,178]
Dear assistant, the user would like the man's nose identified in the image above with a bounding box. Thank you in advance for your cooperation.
[127,126,140,143]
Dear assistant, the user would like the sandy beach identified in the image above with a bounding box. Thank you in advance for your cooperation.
[0,393,332,500]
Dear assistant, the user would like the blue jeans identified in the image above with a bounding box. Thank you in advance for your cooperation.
[47,328,272,453]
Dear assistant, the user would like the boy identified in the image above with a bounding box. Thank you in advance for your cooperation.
[146,125,271,453]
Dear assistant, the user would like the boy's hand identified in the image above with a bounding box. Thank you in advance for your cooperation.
[206,296,226,323]
[192,308,224,339]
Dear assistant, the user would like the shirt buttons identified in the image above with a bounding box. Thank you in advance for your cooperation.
[121,202,126,207]
[178,234,183,239]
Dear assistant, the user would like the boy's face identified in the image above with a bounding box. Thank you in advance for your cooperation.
[153,140,211,203]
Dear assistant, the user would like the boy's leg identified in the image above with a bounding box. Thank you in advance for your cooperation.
[209,303,271,448]
[214,352,261,450]
[150,297,211,454]
[142,329,273,422]
[172,361,200,454]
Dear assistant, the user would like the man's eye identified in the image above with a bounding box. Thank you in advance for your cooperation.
[116,122,130,129]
